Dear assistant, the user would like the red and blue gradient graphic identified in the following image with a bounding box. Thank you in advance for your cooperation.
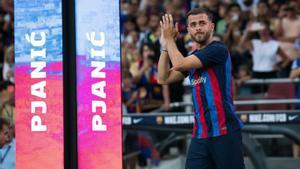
[14,1,64,169]
[75,0,122,169]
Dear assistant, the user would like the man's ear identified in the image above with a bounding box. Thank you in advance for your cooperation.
[186,25,190,34]
[210,22,215,31]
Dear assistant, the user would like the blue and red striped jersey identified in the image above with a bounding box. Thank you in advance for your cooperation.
[188,41,243,139]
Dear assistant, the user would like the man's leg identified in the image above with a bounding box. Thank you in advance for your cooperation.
[210,130,245,169]
[185,138,215,169]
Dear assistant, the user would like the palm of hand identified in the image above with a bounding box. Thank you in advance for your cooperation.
[160,14,179,41]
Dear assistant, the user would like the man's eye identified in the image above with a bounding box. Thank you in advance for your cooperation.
[199,22,206,26]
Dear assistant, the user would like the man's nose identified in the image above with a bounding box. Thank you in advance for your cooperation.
[5,135,10,142]
[195,25,202,31]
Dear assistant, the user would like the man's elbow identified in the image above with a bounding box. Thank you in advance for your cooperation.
[157,78,168,85]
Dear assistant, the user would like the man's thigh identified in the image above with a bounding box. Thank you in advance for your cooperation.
[185,138,216,169]
[210,130,245,169]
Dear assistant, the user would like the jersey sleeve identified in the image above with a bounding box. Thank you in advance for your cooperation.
[193,43,228,68]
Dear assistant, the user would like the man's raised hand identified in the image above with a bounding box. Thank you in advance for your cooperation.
[160,14,179,41]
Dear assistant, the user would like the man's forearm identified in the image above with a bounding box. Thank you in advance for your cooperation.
[158,51,170,84]
[165,38,185,70]
[162,84,170,111]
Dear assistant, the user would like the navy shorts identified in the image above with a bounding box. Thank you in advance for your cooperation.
[185,130,245,169]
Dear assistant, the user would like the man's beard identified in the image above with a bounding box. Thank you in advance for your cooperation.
[190,31,211,45]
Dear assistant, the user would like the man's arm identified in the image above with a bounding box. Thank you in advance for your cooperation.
[239,23,254,51]
[157,50,185,85]
[161,14,203,72]
[165,39,203,72]
[277,46,291,68]
[158,16,187,85]
[162,84,170,111]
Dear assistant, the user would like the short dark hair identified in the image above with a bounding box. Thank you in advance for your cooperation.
[0,117,10,131]
[139,42,154,56]
[258,0,270,8]
[259,19,271,31]
[226,3,241,13]
[186,8,214,22]
[0,81,14,92]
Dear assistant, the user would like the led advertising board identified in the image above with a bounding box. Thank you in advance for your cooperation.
[75,0,122,168]
[14,1,64,168]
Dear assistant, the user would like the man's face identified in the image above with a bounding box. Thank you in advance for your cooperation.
[257,2,268,16]
[187,13,214,45]
[0,85,14,105]
[149,15,160,31]
[0,125,10,148]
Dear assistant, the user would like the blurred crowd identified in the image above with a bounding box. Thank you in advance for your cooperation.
[121,0,300,167]
[121,0,300,114]
[0,0,299,168]
[0,0,15,168]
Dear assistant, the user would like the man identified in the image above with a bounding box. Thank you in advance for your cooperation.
[158,8,244,169]
[275,4,300,60]
[0,81,14,125]
[0,117,15,169]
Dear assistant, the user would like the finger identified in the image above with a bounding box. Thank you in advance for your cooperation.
[165,14,169,27]
[175,22,179,32]
[169,14,173,27]
[160,21,164,33]
[162,15,166,27]
[174,22,179,39]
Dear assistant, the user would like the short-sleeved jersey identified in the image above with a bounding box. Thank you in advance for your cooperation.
[188,41,243,139]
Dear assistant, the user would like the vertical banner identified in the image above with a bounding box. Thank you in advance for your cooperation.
[14,1,64,169]
[75,0,122,168]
